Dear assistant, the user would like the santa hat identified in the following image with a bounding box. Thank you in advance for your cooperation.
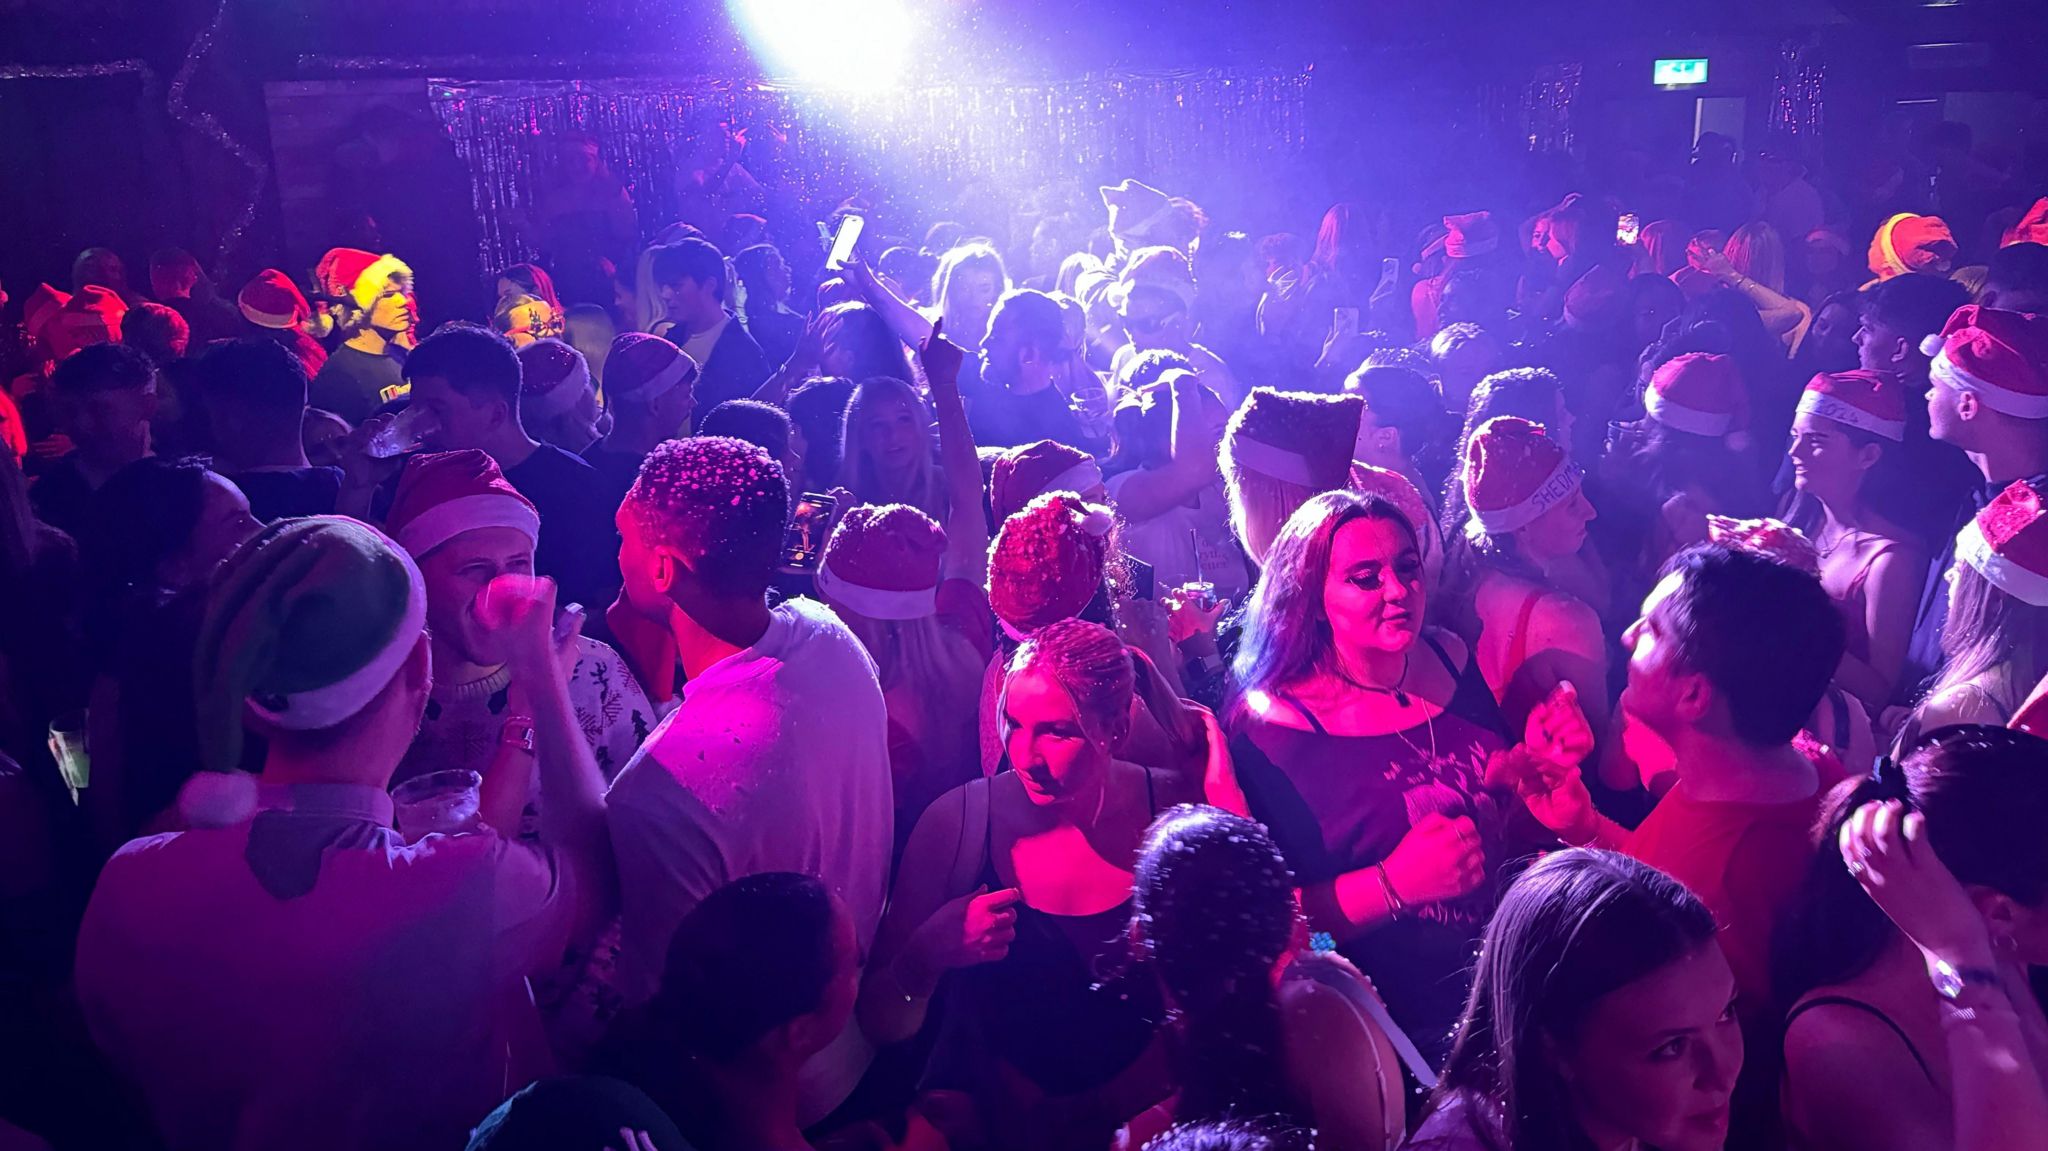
[992,439,1104,522]
[193,516,428,772]
[238,269,310,330]
[1463,416,1582,535]
[49,285,126,361]
[989,491,1114,636]
[1958,479,2048,607]
[1797,370,1907,441]
[818,503,946,620]
[1920,305,2048,420]
[1350,461,1433,542]
[516,339,592,420]
[2003,199,2048,249]
[1706,516,1820,576]
[386,450,541,560]
[1442,212,1500,260]
[1645,353,1748,438]
[604,332,697,405]
[316,247,413,310]
[23,284,70,346]
[1222,388,1363,492]
[1100,179,1177,246]
[1868,213,1957,280]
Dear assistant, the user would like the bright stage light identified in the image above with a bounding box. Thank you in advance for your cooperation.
[728,0,916,90]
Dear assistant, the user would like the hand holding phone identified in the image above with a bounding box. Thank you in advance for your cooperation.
[827,215,865,270]
[782,491,839,571]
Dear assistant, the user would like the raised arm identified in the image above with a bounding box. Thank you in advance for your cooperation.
[843,253,936,349]
[1110,371,1221,523]
[922,323,989,580]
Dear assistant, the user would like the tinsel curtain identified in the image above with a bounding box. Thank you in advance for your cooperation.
[429,68,1313,272]
[1770,40,1825,146]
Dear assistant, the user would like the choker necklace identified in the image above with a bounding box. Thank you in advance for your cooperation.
[1341,651,1413,707]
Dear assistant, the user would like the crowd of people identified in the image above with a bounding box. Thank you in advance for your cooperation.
[4,121,2048,1151]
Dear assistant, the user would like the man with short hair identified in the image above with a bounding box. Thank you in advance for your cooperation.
[604,436,892,1124]
[75,516,613,1151]
[394,324,616,610]
[1982,242,2048,313]
[651,238,768,412]
[1854,272,1971,387]
[191,339,342,520]
[30,342,157,537]
[308,248,415,423]
[583,331,699,525]
[148,248,240,345]
[973,287,1095,450]
[1345,362,1448,510]
[1428,322,1503,418]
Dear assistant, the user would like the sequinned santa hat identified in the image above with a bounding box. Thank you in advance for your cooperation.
[1868,213,1957,280]
[1350,462,1433,543]
[1222,388,1363,493]
[238,269,310,330]
[818,503,946,620]
[1442,212,1500,260]
[604,332,697,405]
[1919,305,2048,420]
[1645,353,1748,438]
[315,247,413,310]
[1797,370,1907,441]
[992,439,1104,522]
[1706,516,1820,576]
[50,285,127,361]
[2004,199,2048,249]
[989,491,1114,636]
[385,449,541,560]
[1463,416,1582,535]
[517,339,592,420]
[1958,479,2048,607]
[23,284,70,347]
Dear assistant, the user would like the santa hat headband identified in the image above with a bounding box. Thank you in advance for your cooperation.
[1957,481,2048,608]
[387,450,541,559]
[517,339,593,420]
[1796,371,1907,441]
[1920,306,2048,420]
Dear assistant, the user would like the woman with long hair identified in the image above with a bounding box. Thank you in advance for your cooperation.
[1783,371,1926,710]
[1778,725,2048,1151]
[492,263,564,347]
[1704,222,1812,353]
[1905,479,2048,738]
[1410,849,1741,1151]
[840,376,945,521]
[785,376,855,495]
[1227,490,1595,1069]
[818,301,914,383]
[1121,805,1406,1151]
[858,619,1213,1151]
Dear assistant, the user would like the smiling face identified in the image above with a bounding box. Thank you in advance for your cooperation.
[1620,572,1701,737]
[420,526,536,667]
[861,394,927,479]
[1321,514,1426,658]
[1001,661,1113,807]
[1787,411,1880,504]
[1559,942,1743,1151]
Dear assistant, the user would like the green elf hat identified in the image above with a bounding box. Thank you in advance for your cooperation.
[193,516,428,772]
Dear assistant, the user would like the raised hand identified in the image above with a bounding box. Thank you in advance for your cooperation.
[1524,680,1595,768]
[1840,800,1995,970]
[919,318,966,392]
[1381,812,1485,906]
[909,885,1023,971]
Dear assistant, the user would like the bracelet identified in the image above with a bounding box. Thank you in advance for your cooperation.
[1375,862,1405,921]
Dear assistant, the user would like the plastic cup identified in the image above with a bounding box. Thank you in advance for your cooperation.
[391,769,483,841]
[366,403,439,459]
[47,710,88,803]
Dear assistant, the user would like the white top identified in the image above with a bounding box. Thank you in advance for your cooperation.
[74,783,576,1151]
[1104,470,1252,602]
[678,309,730,372]
[605,596,893,1121]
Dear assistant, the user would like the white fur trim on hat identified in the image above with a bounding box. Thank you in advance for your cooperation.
[1957,517,2048,607]
[1470,458,1583,536]
[1796,389,1905,441]
[239,298,297,329]
[816,560,939,621]
[247,541,428,731]
[527,356,592,421]
[1644,389,1736,436]
[1930,349,2048,420]
[1047,459,1105,498]
[394,493,542,559]
[621,353,696,404]
[351,254,412,310]
[1229,436,1319,486]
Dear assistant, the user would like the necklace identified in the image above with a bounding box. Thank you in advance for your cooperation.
[1338,651,1413,708]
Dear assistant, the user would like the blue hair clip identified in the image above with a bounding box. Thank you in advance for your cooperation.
[1309,931,1336,955]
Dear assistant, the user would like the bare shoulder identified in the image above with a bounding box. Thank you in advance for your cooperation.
[1423,626,1470,669]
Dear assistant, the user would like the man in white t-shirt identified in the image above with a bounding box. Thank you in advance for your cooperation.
[605,435,892,1123]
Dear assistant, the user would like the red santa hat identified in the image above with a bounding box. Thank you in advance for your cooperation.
[1350,461,1433,542]
[991,439,1104,522]
[1868,213,1957,280]
[1958,479,2048,607]
[818,503,946,620]
[385,449,541,560]
[316,247,413,310]
[1796,370,1907,441]
[1706,516,1821,576]
[238,268,310,330]
[1442,212,1501,260]
[604,332,696,405]
[989,491,1114,636]
[1645,353,1748,438]
[1222,388,1364,492]
[49,285,126,361]
[516,339,593,420]
[1463,415,1582,535]
[2003,199,2048,249]
[1920,305,2048,420]
[23,284,70,347]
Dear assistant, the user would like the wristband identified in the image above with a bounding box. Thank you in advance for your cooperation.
[1375,862,1405,921]
[498,716,536,754]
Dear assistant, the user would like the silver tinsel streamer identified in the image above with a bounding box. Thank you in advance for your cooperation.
[428,68,1313,273]
[168,0,271,280]
[1770,40,1825,144]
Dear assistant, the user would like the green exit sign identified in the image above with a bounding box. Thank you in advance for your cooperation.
[1655,58,1710,87]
